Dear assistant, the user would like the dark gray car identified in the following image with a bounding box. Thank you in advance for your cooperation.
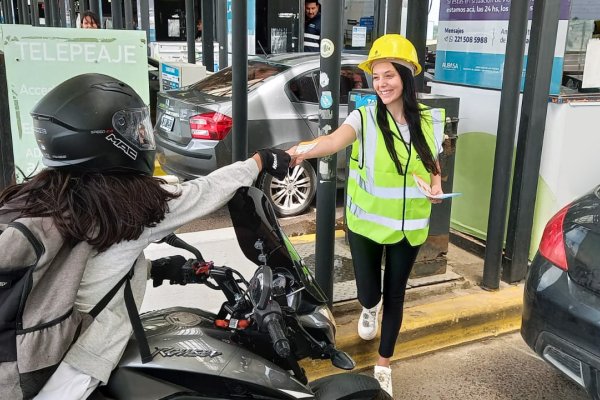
[522,185,600,400]
[154,53,369,216]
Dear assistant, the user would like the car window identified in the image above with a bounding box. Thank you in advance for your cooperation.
[288,66,368,105]
[191,61,289,97]
[288,72,319,103]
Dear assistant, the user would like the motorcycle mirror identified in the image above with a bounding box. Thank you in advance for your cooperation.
[331,349,356,370]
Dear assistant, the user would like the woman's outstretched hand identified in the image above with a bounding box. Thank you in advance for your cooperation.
[287,145,304,167]
[428,184,443,204]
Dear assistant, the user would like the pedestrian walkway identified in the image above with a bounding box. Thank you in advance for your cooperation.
[140,227,524,381]
[288,231,523,379]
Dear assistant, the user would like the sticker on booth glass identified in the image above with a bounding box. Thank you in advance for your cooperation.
[320,91,333,109]
[319,109,333,119]
[320,72,330,88]
[320,39,334,58]
[319,124,332,135]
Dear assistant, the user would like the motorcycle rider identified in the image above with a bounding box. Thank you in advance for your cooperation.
[0,73,291,399]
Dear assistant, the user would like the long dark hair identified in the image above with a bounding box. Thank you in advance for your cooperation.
[375,63,439,176]
[81,10,101,27]
[0,169,181,252]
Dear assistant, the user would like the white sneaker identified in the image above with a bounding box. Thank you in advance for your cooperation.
[358,300,381,340]
[374,365,393,398]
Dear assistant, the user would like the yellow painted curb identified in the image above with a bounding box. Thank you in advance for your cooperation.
[288,230,346,245]
[301,285,524,379]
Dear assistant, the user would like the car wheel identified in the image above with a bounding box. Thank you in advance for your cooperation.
[259,160,317,217]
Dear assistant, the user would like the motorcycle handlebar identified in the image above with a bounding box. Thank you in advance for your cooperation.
[265,316,291,358]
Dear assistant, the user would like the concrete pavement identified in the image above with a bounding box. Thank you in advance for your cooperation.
[139,227,524,383]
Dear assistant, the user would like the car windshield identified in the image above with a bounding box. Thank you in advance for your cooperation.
[191,61,289,97]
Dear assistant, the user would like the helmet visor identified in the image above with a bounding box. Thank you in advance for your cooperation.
[112,107,155,150]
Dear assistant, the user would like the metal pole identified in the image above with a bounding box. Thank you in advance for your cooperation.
[2,0,11,24]
[31,0,40,26]
[298,0,305,52]
[48,0,59,26]
[42,0,49,25]
[481,0,529,290]
[23,0,33,25]
[16,0,22,23]
[185,0,195,63]
[405,0,428,91]
[315,0,343,308]
[374,0,386,37]
[231,0,247,162]
[140,0,151,54]
[111,0,123,29]
[386,0,402,34]
[82,0,89,12]
[201,0,214,71]
[504,0,561,282]
[59,0,66,26]
[217,0,228,69]
[124,0,133,29]
[7,0,15,24]
[0,55,15,192]
[20,0,30,24]
[68,0,76,27]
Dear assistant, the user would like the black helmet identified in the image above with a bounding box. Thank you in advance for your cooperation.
[31,73,155,176]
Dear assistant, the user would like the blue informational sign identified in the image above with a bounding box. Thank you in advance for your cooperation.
[435,0,571,95]
[226,0,256,55]
[350,93,377,109]
[161,63,180,90]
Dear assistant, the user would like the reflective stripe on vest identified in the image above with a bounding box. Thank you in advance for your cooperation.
[347,195,430,231]
[346,104,445,245]
[348,169,425,199]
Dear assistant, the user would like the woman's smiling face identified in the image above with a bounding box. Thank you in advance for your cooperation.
[372,61,403,105]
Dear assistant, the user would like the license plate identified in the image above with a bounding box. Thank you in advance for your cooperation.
[159,114,175,131]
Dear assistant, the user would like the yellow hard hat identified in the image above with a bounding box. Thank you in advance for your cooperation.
[358,34,422,76]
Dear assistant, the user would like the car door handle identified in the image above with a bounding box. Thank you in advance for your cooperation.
[304,114,319,122]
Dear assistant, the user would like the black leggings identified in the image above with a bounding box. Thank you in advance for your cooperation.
[348,230,421,358]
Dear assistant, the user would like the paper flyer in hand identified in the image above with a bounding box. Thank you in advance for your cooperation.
[412,174,462,200]
[295,140,318,155]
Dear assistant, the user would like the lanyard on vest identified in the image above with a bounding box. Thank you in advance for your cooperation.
[389,113,410,231]
[386,108,412,176]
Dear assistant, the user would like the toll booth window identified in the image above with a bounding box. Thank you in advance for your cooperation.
[340,66,368,104]
[288,72,319,103]
[191,61,289,97]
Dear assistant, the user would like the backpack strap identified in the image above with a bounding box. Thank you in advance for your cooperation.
[88,263,135,318]
[87,262,152,363]
[123,278,153,364]
[9,221,45,261]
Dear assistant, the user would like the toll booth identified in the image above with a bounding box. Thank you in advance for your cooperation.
[255,0,302,54]
[348,89,460,277]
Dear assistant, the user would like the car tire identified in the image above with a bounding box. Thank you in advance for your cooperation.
[259,160,317,217]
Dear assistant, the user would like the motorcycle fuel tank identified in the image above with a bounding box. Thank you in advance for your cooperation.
[105,307,314,399]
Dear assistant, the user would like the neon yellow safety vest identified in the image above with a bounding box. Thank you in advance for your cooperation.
[346,104,445,246]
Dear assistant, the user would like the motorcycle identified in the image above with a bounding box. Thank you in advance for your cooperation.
[98,187,391,400]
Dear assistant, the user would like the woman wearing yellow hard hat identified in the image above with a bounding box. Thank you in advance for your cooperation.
[289,34,445,396]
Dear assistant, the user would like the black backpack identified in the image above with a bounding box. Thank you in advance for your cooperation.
[0,216,135,399]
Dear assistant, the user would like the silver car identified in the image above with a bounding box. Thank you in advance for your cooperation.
[154,53,369,216]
